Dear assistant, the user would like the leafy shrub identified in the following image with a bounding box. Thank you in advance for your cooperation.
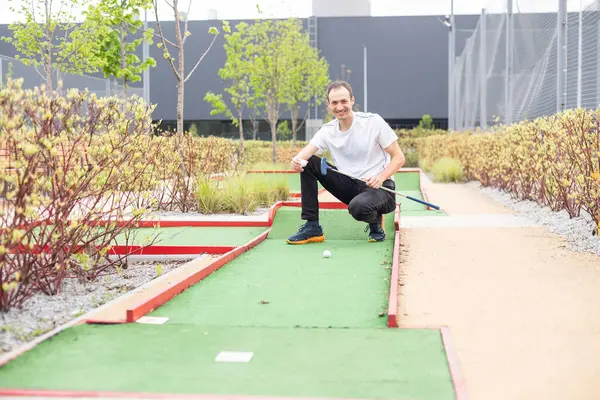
[414,108,600,229]
[431,157,464,182]
[403,148,420,168]
[0,79,157,310]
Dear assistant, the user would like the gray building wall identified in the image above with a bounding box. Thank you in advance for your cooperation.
[0,14,481,136]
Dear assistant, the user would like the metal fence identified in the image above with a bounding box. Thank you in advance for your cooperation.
[0,54,143,99]
[451,0,600,131]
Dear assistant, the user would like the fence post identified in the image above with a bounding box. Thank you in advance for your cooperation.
[480,8,487,129]
[505,0,513,125]
[363,46,368,112]
[577,1,583,108]
[448,1,455,132]
[558,0,567,113]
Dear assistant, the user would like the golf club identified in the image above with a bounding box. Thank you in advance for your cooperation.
[319,157,441,210]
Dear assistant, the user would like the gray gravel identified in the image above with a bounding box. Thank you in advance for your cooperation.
[470,181,600,256]
[0,259,188,355]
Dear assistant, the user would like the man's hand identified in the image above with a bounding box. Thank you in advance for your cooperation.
[365,175,384,189]
[291,156,306,172]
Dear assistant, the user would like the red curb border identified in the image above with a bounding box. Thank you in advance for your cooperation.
[109,245,235,256]
[125,229,271,323]
[441,326,469,400]
[418,170,432,211]
[246,170,297,174]
[281,201,348,209]
[130,220,270,228]
[387,230,400,328]
[289,188,326,198]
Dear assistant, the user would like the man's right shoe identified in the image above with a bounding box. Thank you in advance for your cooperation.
[366,215,386,242]
[286,221,325,244]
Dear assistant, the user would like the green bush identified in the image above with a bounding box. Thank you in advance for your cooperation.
[430,157,464,182]
[194,172,290,214]
[403,148,420,168]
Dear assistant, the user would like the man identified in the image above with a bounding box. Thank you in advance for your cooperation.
[287,80,405,244]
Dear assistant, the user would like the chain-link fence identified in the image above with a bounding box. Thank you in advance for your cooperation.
[0,54,143,99]
[452,0,600,131]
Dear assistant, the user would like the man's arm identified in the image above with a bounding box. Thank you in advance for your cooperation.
[365,141,406,188]
[291,143,319,172]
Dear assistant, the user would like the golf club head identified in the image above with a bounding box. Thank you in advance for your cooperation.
[320,157,329,175]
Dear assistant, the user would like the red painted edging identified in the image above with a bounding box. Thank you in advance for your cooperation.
[125,229,271,323]
[394,203,400,231]
[246,170,297,174]
[289,188,326,198]
[396,167,421,173]
[418,169,432,211]
[282,201,347,209]
[109,245,235,255]
[0,388,364,399]
[130,220,269,228]
[268,201,284,226]
[84,319,126,325]
[441,326,469,400]
[387,230,400,328]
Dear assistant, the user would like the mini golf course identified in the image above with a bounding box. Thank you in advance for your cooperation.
[0,169,462,400]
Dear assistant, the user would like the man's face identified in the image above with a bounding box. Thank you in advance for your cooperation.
[327,87,354,121]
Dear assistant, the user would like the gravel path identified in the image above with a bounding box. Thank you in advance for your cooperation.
[0,259,188,355]
[468,181,600,256]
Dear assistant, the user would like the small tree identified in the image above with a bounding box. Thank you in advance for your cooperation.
[247,18,299,163]
[152,0,229,135]
[87,0,156,98]
[282,29,329,151]
[204,22,254,162]
[418,114,435,130]
[2,0,106,92]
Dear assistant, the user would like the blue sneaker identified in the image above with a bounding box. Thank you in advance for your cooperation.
[286,221,325,244]
[365,215,385,242]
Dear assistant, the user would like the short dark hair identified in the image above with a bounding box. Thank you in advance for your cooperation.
[327,80,353,101]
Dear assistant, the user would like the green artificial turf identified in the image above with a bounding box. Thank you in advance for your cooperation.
[115,226,268,247]
[268,208,396,241]
[147,239,393,328]
[0,324,455,400]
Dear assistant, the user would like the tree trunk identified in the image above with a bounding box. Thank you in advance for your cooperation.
[121,21,127,99]
[291,104,299,152]
[45,55,52,94]
[238,110,245,164]
[268,99,278,164]
[44,0,53,93]
[175,2,185,136]
[270,121,277,164]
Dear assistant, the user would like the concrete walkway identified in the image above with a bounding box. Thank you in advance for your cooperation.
[397,179,600,400]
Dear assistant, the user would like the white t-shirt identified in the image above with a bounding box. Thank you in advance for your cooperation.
[309,112,398,179]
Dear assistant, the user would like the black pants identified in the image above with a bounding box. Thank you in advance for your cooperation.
[300,155,397,223]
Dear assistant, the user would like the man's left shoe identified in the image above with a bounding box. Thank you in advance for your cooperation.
[365,215,385,242]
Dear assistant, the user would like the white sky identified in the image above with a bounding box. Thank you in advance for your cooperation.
[0,0,595,23]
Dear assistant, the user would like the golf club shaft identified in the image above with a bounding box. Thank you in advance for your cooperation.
[329,168,441,210]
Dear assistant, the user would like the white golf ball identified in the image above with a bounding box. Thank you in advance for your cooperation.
[300,159,308,167]
[323,250,331,258]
